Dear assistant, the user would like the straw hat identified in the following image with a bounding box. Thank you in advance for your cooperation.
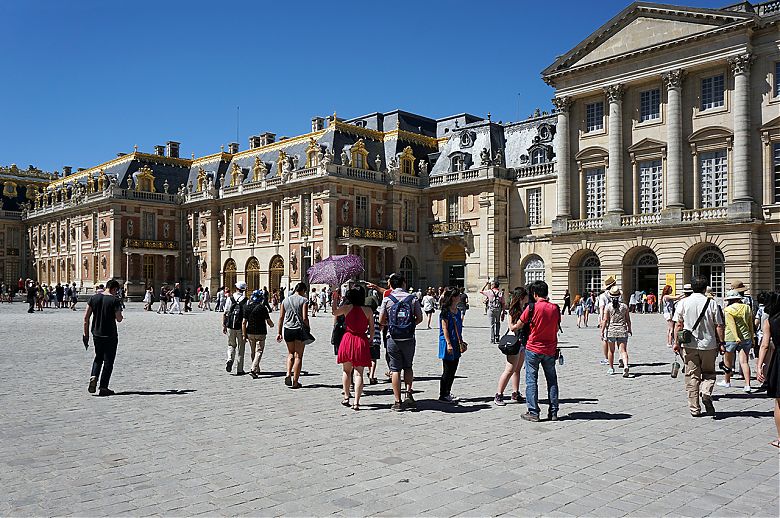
[724,289,743,302]
[608,285,621,297]
[683,283,693,293]
[603,275,617,288]
[730,280,747,293]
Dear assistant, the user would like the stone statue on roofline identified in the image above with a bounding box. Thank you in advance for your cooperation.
[419,159,428,175]
[480,148,490,166]
[340,149,349,167]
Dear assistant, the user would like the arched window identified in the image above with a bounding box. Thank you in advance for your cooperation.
[269,255,284,293]
[399,146,415,176]
[399,256,418,292]
[578,252,601,294]
[451,155,464,172]
[245,257,260,293]
[223,258,237,291]
[350,140,369,170]
[530,147,547,165]
[694,245,725,297]
[524,255,545,284]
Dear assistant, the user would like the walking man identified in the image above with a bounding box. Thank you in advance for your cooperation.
[379,274,423,411]
[480,280,505,344]
[244,290,274,378]
[519,280,562,422]
[83,279,124,396]
[674,275,724,417]
[223,281,248,375]
[26,280,36,313]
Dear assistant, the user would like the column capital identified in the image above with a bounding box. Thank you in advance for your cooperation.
[603,84,624,103]
[552,96,572,113]
[662,69,685,89]
[728,53,754,76]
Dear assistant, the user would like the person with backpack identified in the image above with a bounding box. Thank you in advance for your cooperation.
[379,274,423,412]
[244,290,275,378]
[223,282,248,375]
[480,280,505,344]
[601,286,632,377]
[673,275,725,418]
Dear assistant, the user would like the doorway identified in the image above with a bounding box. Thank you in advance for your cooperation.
[441,244,466,288]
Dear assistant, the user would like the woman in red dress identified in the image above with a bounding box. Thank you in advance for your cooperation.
[333,286,374,410]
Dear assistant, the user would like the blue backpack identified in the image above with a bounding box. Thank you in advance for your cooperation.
[387,294,416,340]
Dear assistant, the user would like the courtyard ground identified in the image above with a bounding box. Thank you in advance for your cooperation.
[0,301,777,517]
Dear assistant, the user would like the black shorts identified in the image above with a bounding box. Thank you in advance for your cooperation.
[283,327,308,343]
[370,343,381,360]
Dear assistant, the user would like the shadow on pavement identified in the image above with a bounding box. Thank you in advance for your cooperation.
[416,400,492,413]
[111,389,197,396]
[540,398,599,404]
[714,410,773,420]
[714,392,769,400]
[562,411,632,420]
[631,362,667,367]
[631,372,673,377]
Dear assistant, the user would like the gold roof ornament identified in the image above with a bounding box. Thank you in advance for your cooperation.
[230,162,242,187]
[196,167,207,192]
[135,165,156,192]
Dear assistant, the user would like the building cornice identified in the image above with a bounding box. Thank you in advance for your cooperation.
[48,152,192,188]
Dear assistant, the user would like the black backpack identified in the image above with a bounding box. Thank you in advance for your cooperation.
[225,295,246,329]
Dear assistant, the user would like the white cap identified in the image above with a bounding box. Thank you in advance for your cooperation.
[235,281,247,290]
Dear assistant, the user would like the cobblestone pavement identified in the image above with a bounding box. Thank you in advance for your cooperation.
[0,301,777,517]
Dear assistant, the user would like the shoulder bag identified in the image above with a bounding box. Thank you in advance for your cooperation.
[677,298,710,345]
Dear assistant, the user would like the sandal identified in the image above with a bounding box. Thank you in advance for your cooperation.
[370,378,378,385]
[352,404,360,411]
[291,382,302,389]
[341,398,350,407]
[771,439,780,449]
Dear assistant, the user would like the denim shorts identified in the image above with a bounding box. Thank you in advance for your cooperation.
[607,336,628,344]
[725,339,751,354]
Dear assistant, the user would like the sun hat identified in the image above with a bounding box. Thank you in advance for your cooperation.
[603,275,616,288]
[235,281,247,291]
[724,289,743,301]
[730,280,747,293]
[608,285,621,297]
[683,283,693,293]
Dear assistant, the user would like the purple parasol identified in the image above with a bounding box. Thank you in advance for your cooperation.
[307,254,364,287]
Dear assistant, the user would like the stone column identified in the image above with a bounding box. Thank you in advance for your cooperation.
[729,53,754,217]
[552,96,572,224]
[605,84,624,217]
[662,70,684,210]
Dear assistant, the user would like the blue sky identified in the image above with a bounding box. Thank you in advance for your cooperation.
[1,0,724,172]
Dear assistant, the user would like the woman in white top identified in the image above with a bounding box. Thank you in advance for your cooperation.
[143,286,153,311]
[422,288,437,329]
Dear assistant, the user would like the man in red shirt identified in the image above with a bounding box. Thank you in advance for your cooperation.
[519,280,561,422]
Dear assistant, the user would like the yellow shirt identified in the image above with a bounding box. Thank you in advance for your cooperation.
[724,303,754,343]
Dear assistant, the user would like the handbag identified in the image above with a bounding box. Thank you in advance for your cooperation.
[498,330,521,356]
[331,315,346,355]
[677,298,710,345]
[288,298,316,346]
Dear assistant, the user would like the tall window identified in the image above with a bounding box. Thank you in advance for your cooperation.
[524,256,545,284]
[247,205,256,242]
[142,212,155,240]
[639,160,663,213]
[700,150,727,208]
[447,194,459,223]
[353,153,365,169]
[773,143,780,203]
[143,256,154,283]
[451,155,464,172]
[399,256,417,291]
[527,188,542,226]
[701,74,725,111]
[585,167,606,219]
[775,62,780,97]
[403,200,415,232]
[578,253,601,294]
[402,160,412,175]
[356,195,369,227]
[272,202,281,240]
[585,101,604,132]
[301,196,311,236]
[640,89,661,122]
[694,246,725,297]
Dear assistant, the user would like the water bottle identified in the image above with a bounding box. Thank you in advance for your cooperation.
[671,360,680,378]
[558,352,564,366]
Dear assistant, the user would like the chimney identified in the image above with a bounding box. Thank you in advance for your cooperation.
[228,142,239,154]
[77,168,86,172]
[154,145,165,156]
[249,135,263,149]
[166,141,180,158]
[63,166,72,176]
[311,117,325,132]
[259,132,276,146]
[116,153,127,157]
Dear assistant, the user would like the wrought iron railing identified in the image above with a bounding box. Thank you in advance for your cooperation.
[123,238,179,250]
[430,221,471,235]
[338,226,397,242]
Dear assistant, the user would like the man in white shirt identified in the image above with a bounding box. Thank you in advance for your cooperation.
[674,275,725,417]
[598,276,616,366]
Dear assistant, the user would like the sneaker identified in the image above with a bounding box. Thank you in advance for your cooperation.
[716,380,731,388]
[447,393,459,402]
[404,392,417,410]
[391,401,403,412]
[236,371,246,376]
[599,359,609,365]
[511,391,522,403]
[618,359,625,368]
[743,385,754,393]
[284,375,292,386]
[439,395,458,404]
[226,360,233,373]
[607,368,615,375]
[548,412,559,422]
[494,393,506,406]
[97,388,115,397]
[622,367,629,378]
[702,395,715,417]
[521,412,540,422]
[88,376,98,394]
[249,371,259,379]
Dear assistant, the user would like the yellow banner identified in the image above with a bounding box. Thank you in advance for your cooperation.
[665,273,676,296]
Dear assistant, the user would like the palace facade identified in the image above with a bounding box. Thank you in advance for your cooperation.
[4,1,779,300]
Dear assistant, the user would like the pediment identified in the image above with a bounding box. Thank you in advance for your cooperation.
[761,115,780,131]
[628,138,666,152]
[688,126,733,143]
[543,3,754,77]
[575,146,608,161]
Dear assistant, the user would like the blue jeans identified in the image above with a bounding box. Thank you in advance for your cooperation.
[525,350,559,416]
